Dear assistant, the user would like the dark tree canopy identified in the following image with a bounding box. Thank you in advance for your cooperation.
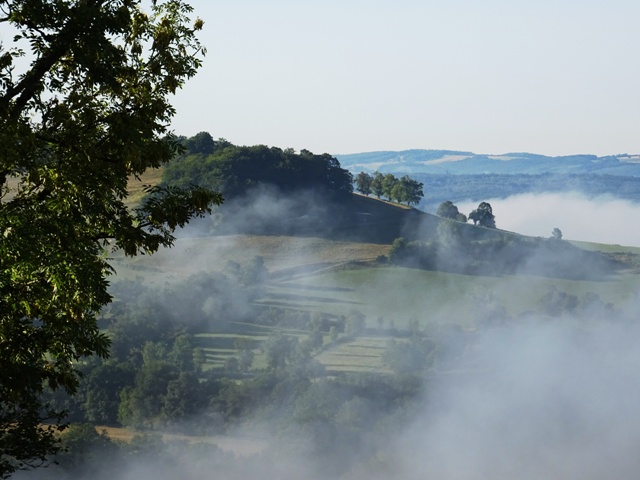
[381,173,397,201]
[180,132,232,156]
[354,172,373,196]
[358,172,423,206]
[163,139,354,199]
[370,172,385,199]
[398,175,424,206]
[468,202,496,228]
[0,1,221,475]
[183,131,216,154]
[436,201,461,219]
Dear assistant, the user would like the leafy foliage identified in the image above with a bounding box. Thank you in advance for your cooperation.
[164,139,354,199]
[354,172,373,196]
[371,172,385,199]
[0,1,222,475]
[551,227,563,240]
[383,337,436,375]
[436,200,466,222]
[468,201,496,228]
[354,171,423,206]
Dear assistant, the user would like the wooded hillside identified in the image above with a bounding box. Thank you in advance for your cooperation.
[163,132,353,199]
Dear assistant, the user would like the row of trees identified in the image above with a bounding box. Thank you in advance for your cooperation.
[354,172,424,206]
[354,172,496,231]
[45,364,430,479]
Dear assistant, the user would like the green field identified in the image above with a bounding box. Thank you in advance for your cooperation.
[315,336,390,374]
[193,323,315,370]
[108,170,640,374]
[261,266,640,329]
[108,230,640,375]
[110,234,389,284]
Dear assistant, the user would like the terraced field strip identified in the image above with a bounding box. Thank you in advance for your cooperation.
[195,323,268,369]
[195,322,322,369]
[96,426,266,455]
[569,240,640,254]
[257,279,363,314]
[316,336,391,374]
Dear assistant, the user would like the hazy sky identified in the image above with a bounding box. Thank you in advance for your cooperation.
[170,0,640,156]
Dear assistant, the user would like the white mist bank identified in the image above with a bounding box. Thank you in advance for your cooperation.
[459,192,640,247]
[15,188,640,480]
[388,322,640,480]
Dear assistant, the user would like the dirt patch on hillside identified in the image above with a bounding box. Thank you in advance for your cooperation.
[113,234,390,281]
[96,426,266,456]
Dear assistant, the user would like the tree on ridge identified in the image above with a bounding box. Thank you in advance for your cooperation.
[468,202,496,228]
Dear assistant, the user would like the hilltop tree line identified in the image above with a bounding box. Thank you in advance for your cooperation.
[163,132,354,200]
[354,172,497,229]
[354,171,424,206]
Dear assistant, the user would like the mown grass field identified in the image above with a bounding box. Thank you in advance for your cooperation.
[315,336,391,374]
[110,234,389,284]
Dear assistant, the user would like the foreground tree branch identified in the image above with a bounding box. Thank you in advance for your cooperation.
[0,1,221,476]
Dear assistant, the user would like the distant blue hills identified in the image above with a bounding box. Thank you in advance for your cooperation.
[334,150,640,176]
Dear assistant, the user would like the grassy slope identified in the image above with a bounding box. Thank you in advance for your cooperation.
[111,233,640,375]
[125,167,164,207]
[96,425,266,454]
[95,167,640,447]
[112,170,640,374]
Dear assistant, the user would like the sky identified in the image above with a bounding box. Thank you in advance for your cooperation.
[170,0,640,157]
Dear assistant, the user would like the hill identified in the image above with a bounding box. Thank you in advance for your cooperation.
[336,150,640,208]
[415,172,640,209]
[110,219,640,379]
[127,161,635,275]
[163,138,353,200]
[44,141,640,477]
[94,170,640,454]
[336,150,640,176]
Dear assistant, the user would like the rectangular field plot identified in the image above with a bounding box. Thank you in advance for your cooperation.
[316,336,391,374]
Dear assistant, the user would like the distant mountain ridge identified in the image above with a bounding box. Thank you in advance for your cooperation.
[335,150,640,176]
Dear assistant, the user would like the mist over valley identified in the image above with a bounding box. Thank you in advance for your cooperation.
[18,135,640,480]
[5,1,640,477]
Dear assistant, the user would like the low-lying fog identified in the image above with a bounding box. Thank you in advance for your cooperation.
[16,188,640,480]
[388,322,640,480]
[460,192,640,246]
